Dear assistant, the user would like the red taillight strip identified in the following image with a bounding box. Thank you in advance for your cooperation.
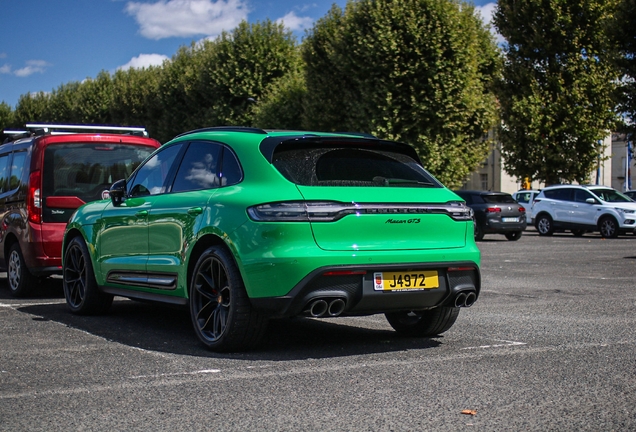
[447,266,476,272]
[323,270,368,276]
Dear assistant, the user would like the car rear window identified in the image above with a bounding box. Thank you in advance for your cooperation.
[481,194,516,204]
[272,145,441,187]
[42,143,154,222]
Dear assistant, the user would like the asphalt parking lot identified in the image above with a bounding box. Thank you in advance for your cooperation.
[1,228,635,431]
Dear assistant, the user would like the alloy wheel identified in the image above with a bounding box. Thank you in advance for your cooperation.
[192,256,232,343]
[64,243,87,308]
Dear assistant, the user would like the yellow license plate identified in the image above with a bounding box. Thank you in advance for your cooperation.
[373,270,439,291]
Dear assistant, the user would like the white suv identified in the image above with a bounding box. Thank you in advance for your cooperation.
[532,185,636,238]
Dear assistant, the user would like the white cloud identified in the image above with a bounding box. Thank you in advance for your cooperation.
[475,2,504,44]
[276,11,313,32]
[13,60,51,77]
[0,64,11,74]
[125,0,248,40]
[118,53,169,70]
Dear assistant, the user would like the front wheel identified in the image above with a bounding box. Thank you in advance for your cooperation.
[385,307,460,337]
[7,243,37,297]
[599,216,619,238]
[189,246,268,352]
[505,231,522,241]
[63,237,113,314]
[535,214,554,236]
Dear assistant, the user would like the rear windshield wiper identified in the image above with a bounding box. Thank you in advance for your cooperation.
[373,176,435,187]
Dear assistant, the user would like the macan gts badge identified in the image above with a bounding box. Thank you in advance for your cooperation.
[62,127,481,352]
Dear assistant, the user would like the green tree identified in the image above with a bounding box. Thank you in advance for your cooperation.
[13,92,51,126]
[251,65,306,129]
[494,0,620,185]
[302,0,500,187]
[194,20,299,128]
[611,0,636,134]
[0,101,14,131]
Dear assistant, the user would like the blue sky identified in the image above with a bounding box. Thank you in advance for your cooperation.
[0,0,497,109]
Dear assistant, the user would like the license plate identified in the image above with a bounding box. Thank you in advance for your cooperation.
[502,217,518,222]
[373,271,439,291]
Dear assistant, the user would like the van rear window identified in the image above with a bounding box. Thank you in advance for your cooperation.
[42,143,154,222]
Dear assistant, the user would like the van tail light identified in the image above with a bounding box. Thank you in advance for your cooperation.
[28,170,42,224]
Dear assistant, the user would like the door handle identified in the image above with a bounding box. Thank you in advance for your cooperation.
[188,207,203,215]
[135,210,148,218]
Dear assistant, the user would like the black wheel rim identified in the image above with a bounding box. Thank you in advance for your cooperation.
[601,219,616,237]
[64,244,86,308]
[193,256,231,343]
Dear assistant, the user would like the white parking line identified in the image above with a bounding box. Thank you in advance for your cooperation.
[462,339,527,350]
[0,300,66,308]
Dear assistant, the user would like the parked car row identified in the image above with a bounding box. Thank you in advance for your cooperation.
[462,185,636,241]
[2,124,481,352]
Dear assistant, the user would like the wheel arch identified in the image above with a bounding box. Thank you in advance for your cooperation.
[186,234,239,297]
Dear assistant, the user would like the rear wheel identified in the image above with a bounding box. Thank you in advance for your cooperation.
[599,216,619,238]
[385,307,460,337]
[474,222,485,241]
[505,231,522,241]
[189,246,267,352]
[63,237,113,314]
[535,214,554,236]
[7,243,37,297]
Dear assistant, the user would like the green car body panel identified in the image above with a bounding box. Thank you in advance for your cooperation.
[62,127,480,351]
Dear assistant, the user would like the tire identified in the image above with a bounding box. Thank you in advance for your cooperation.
[189,246,268,352]
[571,230,585,237]
[6,243,37,297]
[63,237,113,315]
[599,216,619,238]
[474,222,485,241]
[505,231,522,241]
[385,307,460,337]
[535,214,554,236]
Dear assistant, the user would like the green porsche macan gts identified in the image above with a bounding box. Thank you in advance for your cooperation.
[62,127,481,352]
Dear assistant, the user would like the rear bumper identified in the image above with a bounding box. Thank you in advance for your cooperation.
[249,261,480,318]
[483,218,527,233]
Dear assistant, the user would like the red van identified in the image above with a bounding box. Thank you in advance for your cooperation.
[0,124,160,296]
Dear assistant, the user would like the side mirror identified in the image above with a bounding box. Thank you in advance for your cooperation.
[109,179,127,207]
[585,198,596,205]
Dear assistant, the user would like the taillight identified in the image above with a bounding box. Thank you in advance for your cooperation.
[518,206,526,212]
[28,170,42,224]
[485,207,501,213]
[247,201,475,222]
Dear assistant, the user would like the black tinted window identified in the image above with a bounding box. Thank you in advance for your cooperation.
[172,142,222,193]
[544,188,572,201]
[273,146,440,187]
[574,189,594,203]
[481,194,516,204]
[220,148,242,186]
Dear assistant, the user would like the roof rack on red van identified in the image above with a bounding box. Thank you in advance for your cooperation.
[25,123,149,138]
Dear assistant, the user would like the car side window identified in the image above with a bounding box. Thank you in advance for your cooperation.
[129,144,182,197]
[220,147,242,186]
[8,151,26,191]
[172,141,222,193]
[545,189,572,201]
[574,189,594,203]
[0,153,10,193]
